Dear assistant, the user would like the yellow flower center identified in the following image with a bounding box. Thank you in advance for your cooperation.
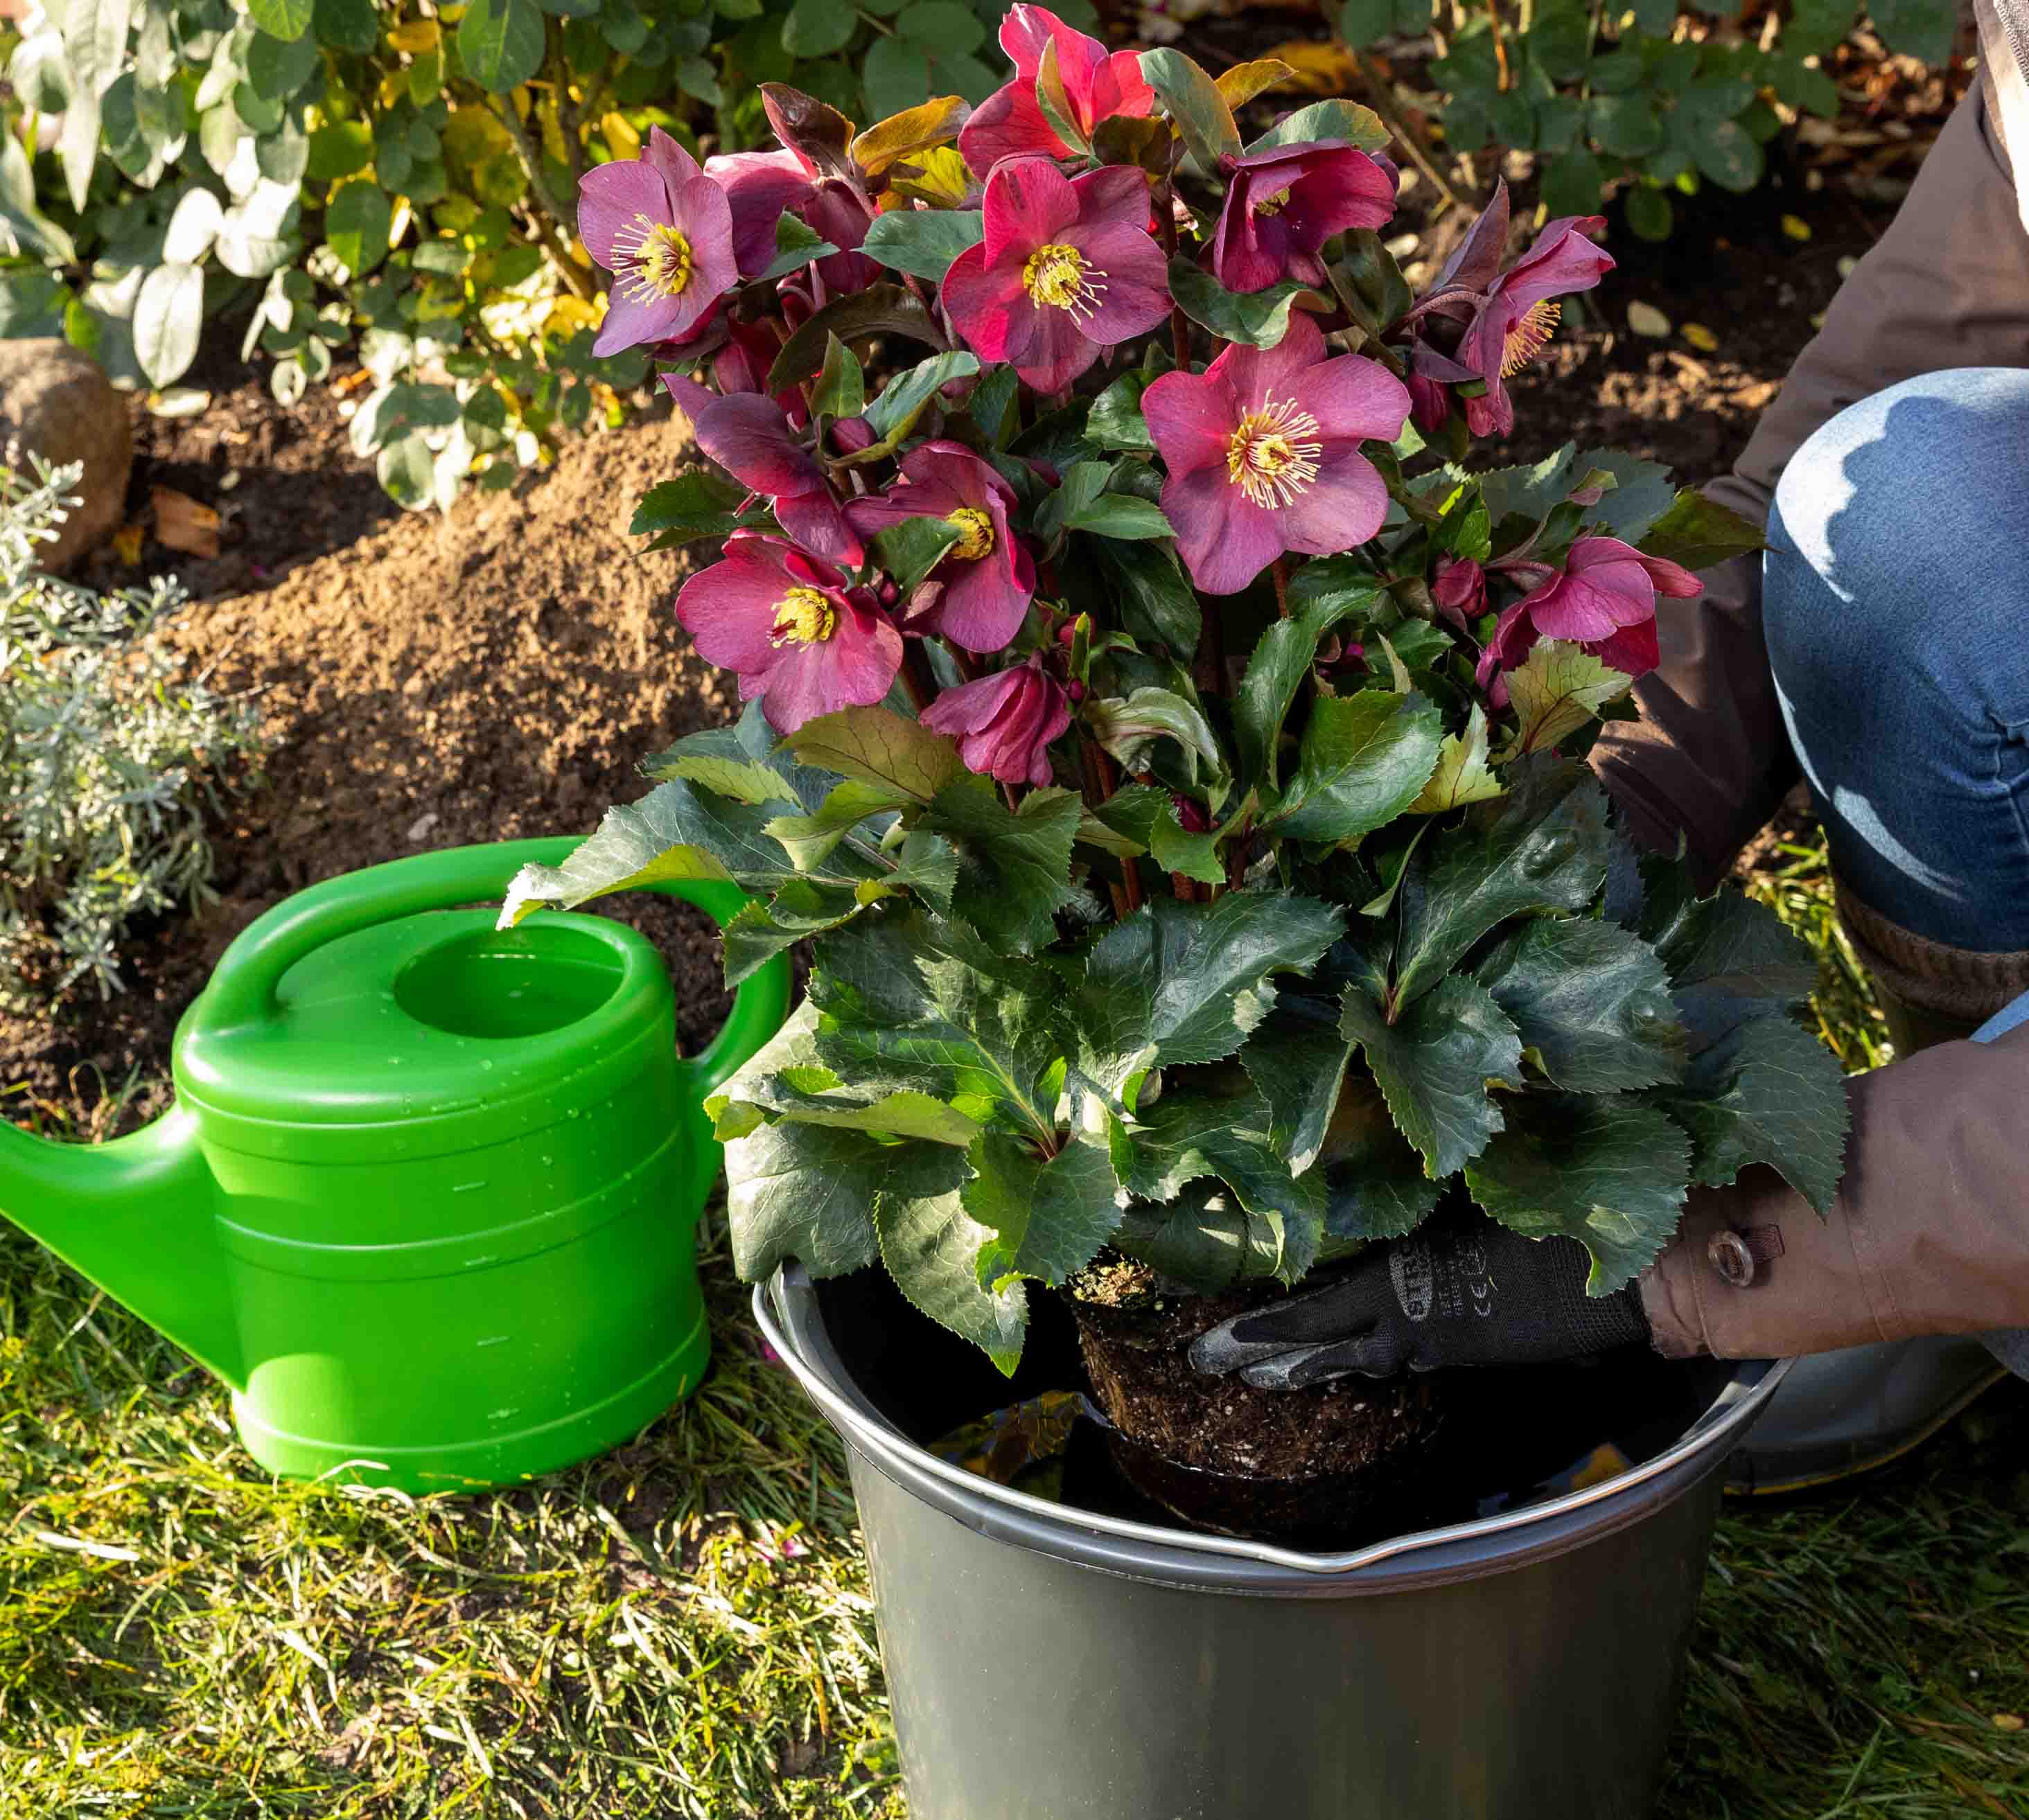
[613,214,695,303]
[1252,187,1292,218]
[770,586,836,647]
[1021,242,1107,319]
[1501,299,1560,378]
[946,507,995,562]
[1226,396,1324,510]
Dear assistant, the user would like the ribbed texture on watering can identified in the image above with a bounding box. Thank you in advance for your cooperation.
[173,910,677,1162]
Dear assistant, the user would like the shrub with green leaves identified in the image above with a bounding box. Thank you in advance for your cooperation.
[0,457,264,1011]
[0,0,1089,509]
[1333,0,1952,235]
[496,17,1852,1370]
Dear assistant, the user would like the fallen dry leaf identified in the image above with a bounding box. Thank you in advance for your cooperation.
[150,486,221,558]
[1994,1713,2026,1733]
[1263,38,1362,94]
[110,522,145,565]
[1626,301,1673,338]
[1680,322,1719,353]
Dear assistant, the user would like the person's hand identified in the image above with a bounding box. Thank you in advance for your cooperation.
[1189,1212,1651,1388]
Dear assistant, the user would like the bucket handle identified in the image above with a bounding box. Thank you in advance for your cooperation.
[200,839,791,1102]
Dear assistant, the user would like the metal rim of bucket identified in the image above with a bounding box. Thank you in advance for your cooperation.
[757,1266,1793,1589]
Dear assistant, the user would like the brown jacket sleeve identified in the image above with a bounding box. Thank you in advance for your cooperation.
[1644,1023,2029,1357]
[1599,89,2029,1357]
[1593,87,2029,886]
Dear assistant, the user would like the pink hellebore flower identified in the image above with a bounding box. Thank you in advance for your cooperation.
[1475,536,1701,702]
[705,147,816,278]
[1457,216,1613,438]
[676,532,902,734]
[693,394,861,570]
[1431,554,1486,627]
[848,443,1035,653]
[662,318,807,430]
[1142,312,1412,596]
[942,161,1171,395]
[920,657,1071,788]
[958,5,1156,171]
[579,128,738,356]
[1209,142,1396,294]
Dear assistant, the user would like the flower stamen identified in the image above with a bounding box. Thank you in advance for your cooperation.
[1502,299,1560,377]
[1225,396,1324,511]
[1021,242,1108,319]
[1252,187,1292,218]
[769,586,837,647]
[945,507,995,562]
[611,214,696,303]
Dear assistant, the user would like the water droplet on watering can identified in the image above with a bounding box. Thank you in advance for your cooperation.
[480,1059,494,1070]
[453,1181,489,1194]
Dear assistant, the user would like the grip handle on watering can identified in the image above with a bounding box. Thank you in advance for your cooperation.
[200,838,791,1104]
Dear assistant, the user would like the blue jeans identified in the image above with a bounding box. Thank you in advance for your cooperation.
[1765,366,2029,1371]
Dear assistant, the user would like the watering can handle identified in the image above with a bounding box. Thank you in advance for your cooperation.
[200,838,791,1099]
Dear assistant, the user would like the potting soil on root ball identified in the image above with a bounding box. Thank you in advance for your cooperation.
[818,1269,1732,1551]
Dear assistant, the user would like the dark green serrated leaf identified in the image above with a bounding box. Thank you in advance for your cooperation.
[1075,893,1343,1096]
[1317,1074,1444,1245]
[875,1144,1028,1371]
[1649,1012,1848,1214]
[810,908,1069,1141]
[725,1118,888,1279]
[786,704,964,803]
[1231,582,1384,789]
[1637,487,1766,569]
[871,514,963,594]
[1574,447,1678,544]
[1466,1096,1689,1293]
[1247,97,1389,153]
[967,1131,1121,1289]
[1274,689,1444,843]
[1242,999,1354,1176]
[918,778,1082,954]
[1096,540,1200,655]
[1114,1176,1318,1290]
[1342,973,1522,1178]
[1475,917,1687,1092]
[1392,757,1613,1005]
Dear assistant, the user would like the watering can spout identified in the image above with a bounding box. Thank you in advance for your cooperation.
[0,1109,241,1386]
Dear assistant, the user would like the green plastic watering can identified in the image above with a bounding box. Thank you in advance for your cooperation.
[0,838,791,1493]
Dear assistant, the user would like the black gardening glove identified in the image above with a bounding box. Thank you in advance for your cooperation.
[1190,1212,1651,1388]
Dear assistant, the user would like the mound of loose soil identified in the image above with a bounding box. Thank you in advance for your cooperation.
[6,393,737,1135]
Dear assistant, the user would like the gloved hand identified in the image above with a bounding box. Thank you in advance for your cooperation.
[1189,1212,1651,1388]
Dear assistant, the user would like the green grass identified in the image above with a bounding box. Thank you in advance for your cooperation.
[3,823,2025,1819]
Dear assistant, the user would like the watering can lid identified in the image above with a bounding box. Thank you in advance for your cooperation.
[175,908,674,1141]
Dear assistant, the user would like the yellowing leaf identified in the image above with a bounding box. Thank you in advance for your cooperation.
[602,109,640,161]
[1215,58,1297,109]
[1261,39,1362,95]
[1495,640,1633,761]
[1626,301,1672,338]
[850,96,969,177]
[545,294,601,335]
[1680,321,1717,353]
[888,145,970,207]
[1409,704,1506,812]
[1780,212,1811,241]
[388,18,441,54]
[111,522,145,565]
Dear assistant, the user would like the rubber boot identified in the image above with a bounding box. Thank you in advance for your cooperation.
[1725,883,2024,1496]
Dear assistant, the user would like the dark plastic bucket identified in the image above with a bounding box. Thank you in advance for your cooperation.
[757,1265,1790,1820]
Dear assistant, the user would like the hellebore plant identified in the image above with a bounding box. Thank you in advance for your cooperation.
[505,16,1849,1375]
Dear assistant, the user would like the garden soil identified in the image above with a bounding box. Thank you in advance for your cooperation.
[6,164,1897,1140]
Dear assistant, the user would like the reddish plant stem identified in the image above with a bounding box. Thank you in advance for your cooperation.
[1271,558,1290,618]
[1157,179,1190,371]
[1076,731,1146,912]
